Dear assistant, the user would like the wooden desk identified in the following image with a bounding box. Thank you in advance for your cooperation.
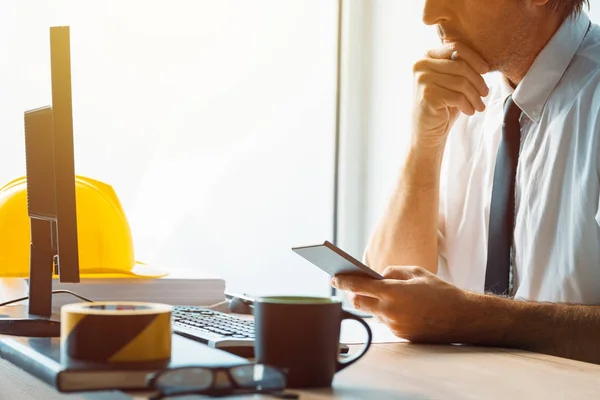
[2,341,600,399]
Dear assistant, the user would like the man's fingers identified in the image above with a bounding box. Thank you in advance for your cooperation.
[383,266,414,280]
[415,69,486,113]
[422,58,489,97]
[349,294,380,315]
[433,76,486,112]
[331,275,383,299]
[383,265,430,280]
[421,84,476,116]
[346,292,356,304]
[427,43,489,75]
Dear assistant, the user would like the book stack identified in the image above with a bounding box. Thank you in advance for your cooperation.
[50,268,227,311]
[0,334,247,392]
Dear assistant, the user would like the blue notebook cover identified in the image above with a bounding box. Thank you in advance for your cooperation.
[0,334,248,393]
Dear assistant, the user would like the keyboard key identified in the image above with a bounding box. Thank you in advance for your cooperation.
[172,306,257,344]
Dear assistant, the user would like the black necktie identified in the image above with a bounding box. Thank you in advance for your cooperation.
[484,95,522,295]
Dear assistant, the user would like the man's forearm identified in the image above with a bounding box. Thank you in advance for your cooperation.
[462,293,600,364]
[366,145,445,274]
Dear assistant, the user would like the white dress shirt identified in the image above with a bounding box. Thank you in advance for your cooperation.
[435,12,600,303]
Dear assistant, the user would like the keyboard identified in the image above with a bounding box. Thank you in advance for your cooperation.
[172,305,350,358]
[172,306,256,357]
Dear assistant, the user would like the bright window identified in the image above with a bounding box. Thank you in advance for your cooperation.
[1,0,340,296]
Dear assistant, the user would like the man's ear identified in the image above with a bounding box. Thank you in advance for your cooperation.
[530,0,551,6]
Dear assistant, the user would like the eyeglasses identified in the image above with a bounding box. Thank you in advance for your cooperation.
[146,363,299,399]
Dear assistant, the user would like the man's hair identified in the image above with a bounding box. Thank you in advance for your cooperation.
[547,0,590,19]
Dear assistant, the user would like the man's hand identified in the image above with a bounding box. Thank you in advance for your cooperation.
[332,266,600,365]
[331,266,470,343]
[363,45,489,276]
[412,42,490,149]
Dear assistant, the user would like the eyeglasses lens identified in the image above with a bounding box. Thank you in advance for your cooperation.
[155,367,213,392]
[230,364,286,390]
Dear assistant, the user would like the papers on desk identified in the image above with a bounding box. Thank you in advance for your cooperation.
[50,268,226,310]
[340,318,408,344]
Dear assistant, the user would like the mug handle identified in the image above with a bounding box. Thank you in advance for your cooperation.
[336,310,373,372]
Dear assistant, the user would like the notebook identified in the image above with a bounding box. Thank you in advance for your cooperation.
[0,334,247,393]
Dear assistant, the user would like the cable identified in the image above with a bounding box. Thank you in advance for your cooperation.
[202,299,229,310]
[0,292,229,310]
[0,289,95,308]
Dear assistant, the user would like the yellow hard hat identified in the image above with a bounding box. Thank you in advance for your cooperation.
[0,175,166,279]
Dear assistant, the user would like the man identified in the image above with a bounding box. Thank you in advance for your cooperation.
[332,0,600,364]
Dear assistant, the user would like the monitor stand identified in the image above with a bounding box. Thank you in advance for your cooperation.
[0,305,61,337]
[0,219,60,337]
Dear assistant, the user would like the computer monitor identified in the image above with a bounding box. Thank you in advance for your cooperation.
[0,26,80,336]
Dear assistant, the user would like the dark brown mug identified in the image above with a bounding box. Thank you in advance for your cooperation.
[253,296,372,388]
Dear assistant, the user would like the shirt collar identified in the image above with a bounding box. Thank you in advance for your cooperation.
[502,12,591,123]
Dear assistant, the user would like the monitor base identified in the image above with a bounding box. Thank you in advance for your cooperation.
[0,305,61,337]
[0,318,60,337]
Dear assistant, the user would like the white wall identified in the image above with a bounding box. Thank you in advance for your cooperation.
[335,0,373,260]
[0,0,341,297]
[350,1,438,251]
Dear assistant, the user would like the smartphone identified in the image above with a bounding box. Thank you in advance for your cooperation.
[291,240,383,280]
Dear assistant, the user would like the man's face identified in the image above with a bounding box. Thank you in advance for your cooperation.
[422,0,534,71]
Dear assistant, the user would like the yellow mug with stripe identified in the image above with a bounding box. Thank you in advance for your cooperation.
[61,302,173,364]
